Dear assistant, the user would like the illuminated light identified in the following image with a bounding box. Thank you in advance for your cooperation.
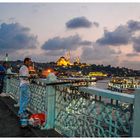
[42,68,55,77]
[28,66,37,76]
[88,72,107,77]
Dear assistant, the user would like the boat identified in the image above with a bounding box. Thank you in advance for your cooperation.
[108,77,139,93]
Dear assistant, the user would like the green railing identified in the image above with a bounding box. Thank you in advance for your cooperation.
[54,85,135,137]
[4,76,48,114]
[3,75,140,137]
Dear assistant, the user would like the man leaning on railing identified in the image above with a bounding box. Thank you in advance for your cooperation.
[18,57,32,127]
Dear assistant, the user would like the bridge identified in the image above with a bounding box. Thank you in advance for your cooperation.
[1,74,140,137]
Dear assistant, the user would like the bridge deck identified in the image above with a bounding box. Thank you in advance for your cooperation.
[0,95,62,137]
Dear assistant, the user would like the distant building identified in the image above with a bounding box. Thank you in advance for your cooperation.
[56,56,72,66]
[56,52,89,67]
[88,72,108,77]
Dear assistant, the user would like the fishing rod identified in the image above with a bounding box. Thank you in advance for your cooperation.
[5,73,96,86]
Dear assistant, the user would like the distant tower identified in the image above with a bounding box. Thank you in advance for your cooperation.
[5,53,9,62]
[65,50,70,60]
[76,56,80,64]
[68,50,71,61]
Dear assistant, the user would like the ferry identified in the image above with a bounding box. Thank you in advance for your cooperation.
[108,77,139,93]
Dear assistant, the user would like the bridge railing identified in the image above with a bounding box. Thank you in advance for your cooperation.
[3,75,140,137]
[4,76,48,114]
[3,74,58,129]
[54,85,135,137]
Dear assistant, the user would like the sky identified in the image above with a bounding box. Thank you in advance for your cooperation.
[0,3,140,70]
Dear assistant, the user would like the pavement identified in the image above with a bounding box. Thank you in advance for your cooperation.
[0,95,62,137]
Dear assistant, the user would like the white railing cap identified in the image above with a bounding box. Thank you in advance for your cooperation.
[79,87,135,104]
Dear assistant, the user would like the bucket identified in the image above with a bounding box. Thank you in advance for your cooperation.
[28,113,46,127]
[20,117,28,127]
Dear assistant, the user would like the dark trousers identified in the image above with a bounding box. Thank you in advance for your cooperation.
[0,78,4,94]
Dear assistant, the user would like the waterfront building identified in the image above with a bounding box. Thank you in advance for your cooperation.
[88,71,108,77]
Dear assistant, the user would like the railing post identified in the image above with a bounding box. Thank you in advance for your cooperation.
[44,73,57,129]
[132,88,140,137]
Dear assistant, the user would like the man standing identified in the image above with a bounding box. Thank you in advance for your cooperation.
[0,62,7,96]
[18,57,32,127]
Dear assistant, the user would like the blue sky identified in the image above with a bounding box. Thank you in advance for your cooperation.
[0,3,140,70]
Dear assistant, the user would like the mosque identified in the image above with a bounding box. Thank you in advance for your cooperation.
[56,51,73,67]
[56,51,84,67]
[56,56,72,66]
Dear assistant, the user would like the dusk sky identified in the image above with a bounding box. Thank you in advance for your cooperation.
[0,3,140,70]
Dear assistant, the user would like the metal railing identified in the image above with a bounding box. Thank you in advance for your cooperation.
[54,85,135,137]
[3,75,140,137]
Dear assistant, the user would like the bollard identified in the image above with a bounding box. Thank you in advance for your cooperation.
[44,73,57,129]
[132,88,140,137]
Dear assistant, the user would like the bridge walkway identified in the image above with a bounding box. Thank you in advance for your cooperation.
[0,95,62,137]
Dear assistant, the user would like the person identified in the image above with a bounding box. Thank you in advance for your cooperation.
[18,57,32,127]
[0,62,7,97]
[7,66,14,74]
[5,63,17,75]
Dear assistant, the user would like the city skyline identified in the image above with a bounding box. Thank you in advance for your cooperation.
[0,3,140,70]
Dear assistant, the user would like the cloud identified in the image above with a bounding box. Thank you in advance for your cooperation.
[81,43,119,63]
[66,16,93,29]
[96,19,140,47]
[132,36,140,52]
[120,60,140,70]
[79,40,92,46]
[126,52,140,57]
[42,34,92,51]
[127,20,140,32]
[93,22,99,27]
[8,17,16,22]
[0,22,38,52]
[25,50,65,62]
[45,50,66,56]
[96,25,131,46]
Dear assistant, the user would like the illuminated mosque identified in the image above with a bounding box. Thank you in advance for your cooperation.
[56,56,72,66]
[56,51,73,66]
[56,51,90,67]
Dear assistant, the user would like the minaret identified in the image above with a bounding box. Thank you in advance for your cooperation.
[66,50,71,61]
[76,56,80,64]
[5,53,8,62]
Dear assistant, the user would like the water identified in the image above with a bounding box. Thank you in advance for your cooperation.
[93,79,110,89]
